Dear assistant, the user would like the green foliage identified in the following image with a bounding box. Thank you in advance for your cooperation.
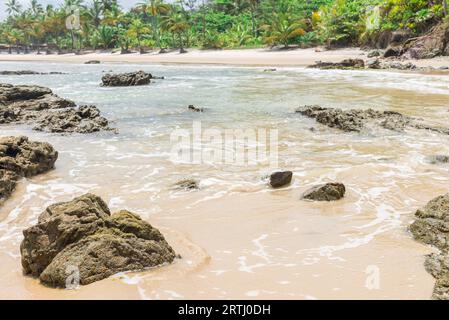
[0,0,447,53]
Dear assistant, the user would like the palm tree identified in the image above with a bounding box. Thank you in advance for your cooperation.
[162,9,189,53]
[248,0,260,38]
[30,0,43,16]
[88,0,103,27]
[261,12,305,48]
[5,0,22,16]
[127,19,151,53]
[137,0,170,50]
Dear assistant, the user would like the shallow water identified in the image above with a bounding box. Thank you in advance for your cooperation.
[0,61,447,299]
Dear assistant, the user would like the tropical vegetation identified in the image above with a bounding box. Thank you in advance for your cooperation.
[0,0,448,53]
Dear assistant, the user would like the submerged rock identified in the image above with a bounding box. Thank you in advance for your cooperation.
[308,59,365,70]
[173,179,199,191]
[302,182,346,201]
[84,60,101,64]
[269,171,293,188]
[0,136,57,205]
[0,83,115,134]
[101,71,152,87]
[21,193,176,287]
[410,194,449,299]
[188,105,204,113]
[427,155,449,164]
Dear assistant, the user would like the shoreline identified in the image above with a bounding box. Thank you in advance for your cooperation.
[0,47,448,69]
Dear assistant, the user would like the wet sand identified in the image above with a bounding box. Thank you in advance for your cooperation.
[0,61,445,299]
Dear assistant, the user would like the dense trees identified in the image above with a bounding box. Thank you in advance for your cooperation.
[0,0,447,53]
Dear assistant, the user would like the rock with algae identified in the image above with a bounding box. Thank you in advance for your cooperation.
[21,193,176,287]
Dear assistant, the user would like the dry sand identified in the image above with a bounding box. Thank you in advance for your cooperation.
[0,47,448,68]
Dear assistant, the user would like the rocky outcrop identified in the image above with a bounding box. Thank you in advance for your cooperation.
[84,60,100,64]
[269,171,293,188]
[403,22,449,59]
[0,136,57,205]
[296,105,411,132]
[308,59,365,70]
[0,84,74,110]
[410,194,449,299]
[33,105,115,134]
[296,105,449,135]
[101,71,152,87]
[427,155,449,164]
[0,71,65,75]
[20,193,176,287]
[0,84,115,134]
[302,182,346,201]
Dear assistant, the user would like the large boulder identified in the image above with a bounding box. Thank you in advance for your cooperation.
[410,194,449,299]
[0,136,57,205]
[302,183,346,201]
[21,193,176,287]
[101,71,152,87]
[403,22,449,59]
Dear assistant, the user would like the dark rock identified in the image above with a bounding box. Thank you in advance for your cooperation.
[84,60,101,64]
[410,194,449,299]
[264,68,277,72]
[269,171,293,188]
[173,179,199,190]
[308,59,365,70]
[383,46,403,58]
[101,71,152,87]
[188,105,204,113]
[21,193,176,287]
[0,136,57,205]
[302,182,346,201]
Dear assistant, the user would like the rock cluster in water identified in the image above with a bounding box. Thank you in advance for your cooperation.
[308,59,365,70]
[296,105,449,135]
[0,136,57,205]
[0,70,65,75]
[101,71,152,87]
[0,83,115,133]
[302,183,346,201]
[188,105,204,113]
[20,193,176,287]
[410,194,449,299]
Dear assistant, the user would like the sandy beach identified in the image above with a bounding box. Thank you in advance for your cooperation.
[1,48,449,68]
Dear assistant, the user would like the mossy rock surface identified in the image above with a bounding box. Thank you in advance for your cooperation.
[21,193,176,288]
